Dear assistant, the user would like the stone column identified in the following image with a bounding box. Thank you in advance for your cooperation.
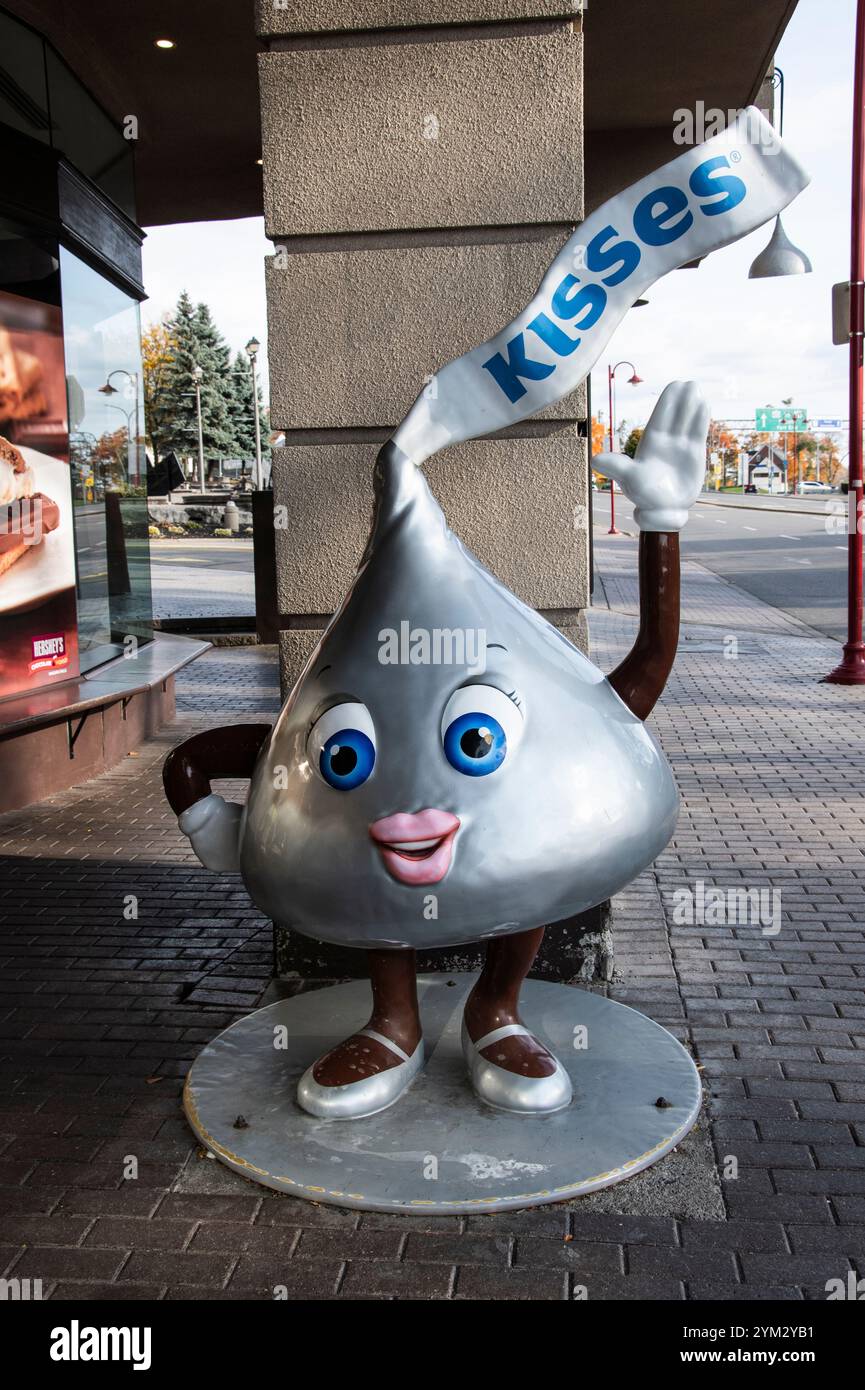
[256,3,608,980]
[257,1,588,683]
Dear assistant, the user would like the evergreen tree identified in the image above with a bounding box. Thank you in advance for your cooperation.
[227,352,270,464]
[161,291,202,458]
[227,354,256,459]
[160,292,237,464]
[190,300,236,459]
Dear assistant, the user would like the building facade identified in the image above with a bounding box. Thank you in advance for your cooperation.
[0,7,152,696]
[0,0,797,834]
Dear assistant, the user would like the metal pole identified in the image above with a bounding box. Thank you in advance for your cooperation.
[607,364,620,535]
[134,372,140,487]
[195,379,205,493]
[826,0,865,681]
[785,427,790,493]
[251,355,263,491]
[101,368,139,485]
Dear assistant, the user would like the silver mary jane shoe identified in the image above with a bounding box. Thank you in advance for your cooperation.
[461,1019,572,1115]
[296,1028,424,1120]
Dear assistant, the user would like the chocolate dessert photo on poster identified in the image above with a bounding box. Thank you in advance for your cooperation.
[0,288,78,700]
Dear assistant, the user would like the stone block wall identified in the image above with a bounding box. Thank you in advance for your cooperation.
[256,3,589,692]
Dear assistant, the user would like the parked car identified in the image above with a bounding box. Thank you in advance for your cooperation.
[799,480,833,494]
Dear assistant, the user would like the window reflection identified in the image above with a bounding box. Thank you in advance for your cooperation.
[60,248,151,669]
[0,218,79,698]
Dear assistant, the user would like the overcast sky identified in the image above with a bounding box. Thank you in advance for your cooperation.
[141,0,852,445]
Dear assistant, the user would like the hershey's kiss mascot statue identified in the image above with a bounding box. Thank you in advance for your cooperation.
[164,111,808,1121]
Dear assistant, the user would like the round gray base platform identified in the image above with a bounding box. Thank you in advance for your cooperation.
[184,974,701,1215]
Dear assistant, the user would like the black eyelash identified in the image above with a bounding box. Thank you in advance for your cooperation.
[506,689,523,710]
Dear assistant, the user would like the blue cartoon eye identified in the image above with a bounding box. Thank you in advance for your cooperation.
[308,702,376,790]
[320,729,375,789]
[441,685,524,778]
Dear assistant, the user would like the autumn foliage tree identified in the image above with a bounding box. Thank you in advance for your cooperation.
[590,415,609,484]
[623,427,644,458]
[590,415,607,456]
[141,321,176,464]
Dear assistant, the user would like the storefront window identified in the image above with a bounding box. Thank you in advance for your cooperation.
[0,218,78,697]
[59,247,151,671]
[1,226,153,698]
[0,10,151,697]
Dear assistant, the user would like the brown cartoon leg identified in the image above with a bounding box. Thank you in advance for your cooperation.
[464,927,556,1078]
[312,948,421,1086]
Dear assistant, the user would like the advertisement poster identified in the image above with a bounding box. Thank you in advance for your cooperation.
[0,288,79,700]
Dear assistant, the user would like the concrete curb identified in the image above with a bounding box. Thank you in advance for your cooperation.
[695,497,838,518]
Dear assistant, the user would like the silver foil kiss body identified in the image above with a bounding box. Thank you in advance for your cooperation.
[240,444,679,950]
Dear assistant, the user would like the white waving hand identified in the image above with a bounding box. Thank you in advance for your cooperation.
[594,381,710,533]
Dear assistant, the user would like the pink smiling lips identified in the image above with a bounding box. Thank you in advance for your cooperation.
[369,809,460,886]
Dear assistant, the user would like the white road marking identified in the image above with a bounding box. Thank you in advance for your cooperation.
[780,533,800,540]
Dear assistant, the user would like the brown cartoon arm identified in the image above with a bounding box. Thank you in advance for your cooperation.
[598,382,707,719]
[163,724,272,815]
[607,531,679,721]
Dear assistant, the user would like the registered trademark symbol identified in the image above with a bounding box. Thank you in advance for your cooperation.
[729,149,742,163]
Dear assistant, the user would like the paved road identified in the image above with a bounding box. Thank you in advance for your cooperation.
[592,490,850,642]
[150,537,254,572]
[149,538,255,618]
[146,505,854,641]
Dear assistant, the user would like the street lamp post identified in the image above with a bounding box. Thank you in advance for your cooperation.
[246,336,263,491]
[607,360,642,534]
[748,69,813,280]
[192,365,205,493]
[825,0,865,683]
[98,369,140,485]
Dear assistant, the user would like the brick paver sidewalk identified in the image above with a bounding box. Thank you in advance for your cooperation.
[1,547,863,1301]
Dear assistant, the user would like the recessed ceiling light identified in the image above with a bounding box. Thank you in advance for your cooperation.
[155,39,175,50]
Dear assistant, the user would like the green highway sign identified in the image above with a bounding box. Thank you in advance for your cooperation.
[755,406,808,431]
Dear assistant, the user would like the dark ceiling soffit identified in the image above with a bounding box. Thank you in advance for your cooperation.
[0,2,139,162]
[3,0,802,229]
[0,2,137,135]
[583,0,801,132]
[745,0,799,106]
